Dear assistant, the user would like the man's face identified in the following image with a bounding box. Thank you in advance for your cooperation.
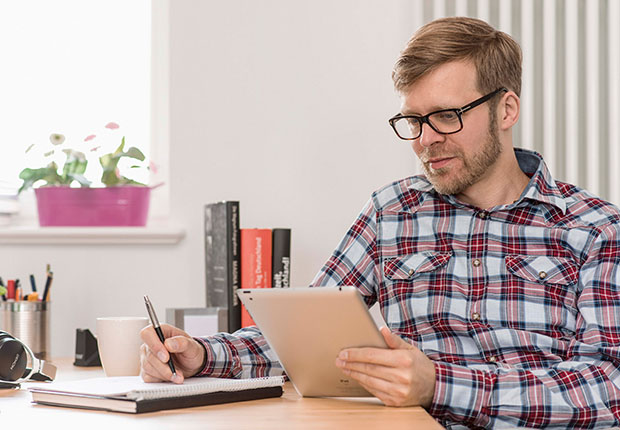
[400,61,502,196]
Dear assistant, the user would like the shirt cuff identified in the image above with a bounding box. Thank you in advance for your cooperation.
[428,362,494,428]
[193,336,242,378]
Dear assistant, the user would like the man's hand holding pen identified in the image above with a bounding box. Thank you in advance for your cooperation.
[139,323,206,384]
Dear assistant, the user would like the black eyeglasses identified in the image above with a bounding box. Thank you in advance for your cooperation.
[388,87,508,140]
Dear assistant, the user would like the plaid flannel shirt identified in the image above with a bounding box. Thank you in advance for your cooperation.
[197,148,620,429]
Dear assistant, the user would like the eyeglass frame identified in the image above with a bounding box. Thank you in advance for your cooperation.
[388,87,508,140]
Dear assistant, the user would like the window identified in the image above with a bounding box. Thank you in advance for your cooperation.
[0,0,152,212]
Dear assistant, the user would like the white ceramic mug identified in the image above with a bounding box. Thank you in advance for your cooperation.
[96,316,149,377]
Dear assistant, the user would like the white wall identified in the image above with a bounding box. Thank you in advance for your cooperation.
[0,1,416,357]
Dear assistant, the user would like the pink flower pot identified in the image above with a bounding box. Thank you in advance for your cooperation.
[35,186,151,227]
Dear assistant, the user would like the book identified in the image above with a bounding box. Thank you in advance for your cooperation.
[272,228,291,288]
[240,229,272,327]
[29,375,285,414]
[204,201,241,333]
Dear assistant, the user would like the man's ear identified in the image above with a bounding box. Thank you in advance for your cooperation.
[498,91,520,131]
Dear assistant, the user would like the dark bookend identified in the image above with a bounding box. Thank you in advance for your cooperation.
[272,228,291,288]
[204,201,241,333]
[240,229,272,327]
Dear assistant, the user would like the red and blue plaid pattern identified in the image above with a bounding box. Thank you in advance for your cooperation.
[198,149,620,429]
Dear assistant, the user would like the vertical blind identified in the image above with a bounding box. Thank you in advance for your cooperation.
[413,0,620,205]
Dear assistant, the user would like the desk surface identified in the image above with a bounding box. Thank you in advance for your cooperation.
[1,358,443,429]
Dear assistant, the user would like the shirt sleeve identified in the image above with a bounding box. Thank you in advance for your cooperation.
[194,326,285,379]
[429,221,620,429]
[309,198,381,305]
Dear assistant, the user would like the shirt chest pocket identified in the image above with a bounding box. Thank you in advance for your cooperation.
[384,251,452,280]
[503,255,579,335]
[383,251,452,332]
[505,255,579,286]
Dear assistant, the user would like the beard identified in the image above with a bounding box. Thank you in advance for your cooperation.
[419,114,502,196]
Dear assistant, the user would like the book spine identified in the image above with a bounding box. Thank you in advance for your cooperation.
[272,228,291,288]
[227,202,241,333]
[204,201,241,333]
[240,229,272,327]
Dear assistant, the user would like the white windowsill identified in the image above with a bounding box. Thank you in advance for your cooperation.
[0,225,186,245]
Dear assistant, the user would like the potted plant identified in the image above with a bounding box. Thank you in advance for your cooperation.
[18,123,153,227]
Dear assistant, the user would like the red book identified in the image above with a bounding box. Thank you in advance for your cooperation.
[240,229,272,327]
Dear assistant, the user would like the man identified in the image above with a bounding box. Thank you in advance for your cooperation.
[141,17,620,428]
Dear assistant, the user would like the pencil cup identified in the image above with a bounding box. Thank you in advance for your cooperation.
[0,301,51,360]
[96,317,149,377]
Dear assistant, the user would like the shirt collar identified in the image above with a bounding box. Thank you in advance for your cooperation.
[407,148,567,214]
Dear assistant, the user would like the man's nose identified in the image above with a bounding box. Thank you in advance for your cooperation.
[417,122,443,148]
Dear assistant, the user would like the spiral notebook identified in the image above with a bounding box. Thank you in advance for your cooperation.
[28,375,285,414]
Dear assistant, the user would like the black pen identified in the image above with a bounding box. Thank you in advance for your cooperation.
[42,272,53,302]
[144,295,177,377]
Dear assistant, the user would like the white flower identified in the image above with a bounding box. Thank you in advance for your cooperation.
[49,134,65,145]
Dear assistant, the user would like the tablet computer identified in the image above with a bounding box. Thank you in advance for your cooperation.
[237,286,387,397]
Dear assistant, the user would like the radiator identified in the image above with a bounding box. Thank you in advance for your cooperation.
[411,0,620,204]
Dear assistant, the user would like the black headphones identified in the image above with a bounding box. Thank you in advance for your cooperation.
[0,330,57,388]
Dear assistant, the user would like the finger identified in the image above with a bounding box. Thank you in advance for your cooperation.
[159,323,189,338]
[140,325,170,362]
[342,365,403,401]
[338,346,400,367]
[380,326,413,350]
[140,344,174,382]
[336,357,404,385]
[164,335,197,355]
[141,324,189,348]
[165,337,204,375]
[140,368,162,383]
[142,326,194,365]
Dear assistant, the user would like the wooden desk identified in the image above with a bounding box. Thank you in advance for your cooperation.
[0,358,443,429]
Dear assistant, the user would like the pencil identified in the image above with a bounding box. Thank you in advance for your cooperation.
[42,272,53,301]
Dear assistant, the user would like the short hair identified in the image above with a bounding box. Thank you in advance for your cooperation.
[392,17,522,97]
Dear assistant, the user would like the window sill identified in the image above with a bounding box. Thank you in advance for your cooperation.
[0,225,186,245]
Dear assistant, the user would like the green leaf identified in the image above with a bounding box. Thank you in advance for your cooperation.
[114,137,126,155]
[67,173,91,188]
[17,164,63,193]
[101,169,120,187]
[61,149,88,182]
[118,176,146,186]
[124,147,145,161]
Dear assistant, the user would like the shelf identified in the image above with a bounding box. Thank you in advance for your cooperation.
[0,225,186,245]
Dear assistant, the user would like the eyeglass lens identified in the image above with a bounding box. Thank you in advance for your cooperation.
[393,110,462,139]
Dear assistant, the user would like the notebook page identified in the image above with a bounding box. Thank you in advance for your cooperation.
[28,375,285,400]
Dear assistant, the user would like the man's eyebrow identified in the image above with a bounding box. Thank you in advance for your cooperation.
[401,104,455,116]
[400,108,422,116]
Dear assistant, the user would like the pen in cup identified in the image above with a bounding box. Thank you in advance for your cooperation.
[42,272,53,302]
[143,295,177,377]
[29,274,37,293]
